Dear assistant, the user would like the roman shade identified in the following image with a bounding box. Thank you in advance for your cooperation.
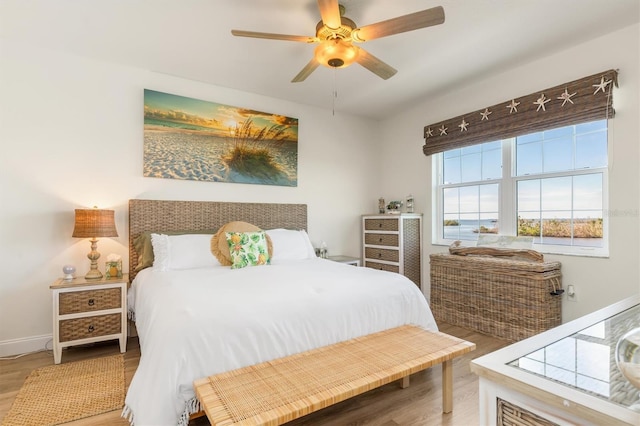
[422,69,618,156]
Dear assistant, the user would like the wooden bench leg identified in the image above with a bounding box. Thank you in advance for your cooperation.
[442,359,453,413]
[400,375,410,388]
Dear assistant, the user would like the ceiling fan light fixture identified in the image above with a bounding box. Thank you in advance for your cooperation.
[314,39,359,69]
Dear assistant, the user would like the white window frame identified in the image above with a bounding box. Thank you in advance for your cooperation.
[433,136,610,258]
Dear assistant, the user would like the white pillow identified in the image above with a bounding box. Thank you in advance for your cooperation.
[265,229,316,261]
[151,233,221,271]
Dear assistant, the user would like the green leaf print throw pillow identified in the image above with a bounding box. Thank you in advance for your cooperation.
[225,231,271,269]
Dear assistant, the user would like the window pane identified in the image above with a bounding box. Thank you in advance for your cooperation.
[441,183,500,242]
[544,126,573,139]
[542,211,572,246]
[576,131,607,169]
[573,211,603,247]
[517,180,540,212]
[461,144,482,155]
[573,174,602,210]
[543,137,572,172]
[479,184,499,212]
[517,121,608,176]
[443,141,502,184]
[443,188,459,213]
[459,186,478,213]
[443,157,461,184]
[576,119,606,133]
[516,175,604,247]
[443,213,461,240]
[516,140,542,175]
[443,148,461,159]
[482,147,502,180]
[461,152,481,182]
[541,177,572,211]
[518,212,541,240]
[518,131,543,144]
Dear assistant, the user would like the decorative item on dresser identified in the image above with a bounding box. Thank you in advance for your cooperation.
[362,214,422,288]
[50,274,128,364]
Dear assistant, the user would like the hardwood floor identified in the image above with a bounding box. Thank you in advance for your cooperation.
[0,323,509,425]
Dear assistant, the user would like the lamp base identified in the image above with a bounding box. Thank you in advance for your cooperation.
[85,269,103,280]
[85,237,103,280]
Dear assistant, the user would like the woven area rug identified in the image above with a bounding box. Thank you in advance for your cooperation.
[2,354,125,426]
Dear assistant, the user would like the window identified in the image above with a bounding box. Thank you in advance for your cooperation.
[434,120,608,256]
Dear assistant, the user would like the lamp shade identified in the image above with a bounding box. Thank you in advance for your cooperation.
[72,209,118,238]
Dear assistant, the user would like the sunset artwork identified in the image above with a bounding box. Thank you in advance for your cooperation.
[143,89,298,186]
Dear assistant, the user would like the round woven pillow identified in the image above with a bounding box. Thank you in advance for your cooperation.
[211,221,273,266]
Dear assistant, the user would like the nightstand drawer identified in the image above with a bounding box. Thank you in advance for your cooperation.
[59,313,122,342]
[365,261,400,273]
[364,219,399,231]
[365,233,399,247]
[59,287,122,315]
[365,247,399,262]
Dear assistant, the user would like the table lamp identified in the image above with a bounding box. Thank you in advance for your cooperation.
[72,208,118,280]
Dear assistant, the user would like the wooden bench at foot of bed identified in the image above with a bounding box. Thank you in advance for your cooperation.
[194,325,476,426]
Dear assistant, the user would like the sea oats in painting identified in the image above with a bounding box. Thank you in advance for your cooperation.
[143,89,298,186]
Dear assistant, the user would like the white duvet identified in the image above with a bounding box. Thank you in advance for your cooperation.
[123,258,438,426]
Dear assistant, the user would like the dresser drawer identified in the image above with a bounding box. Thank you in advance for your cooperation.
[59,313,122,342]
[364,219,399,231]
[59,287,122,315]
[365,233,399,247]
[365,247,399,262]
[365,261,400,273]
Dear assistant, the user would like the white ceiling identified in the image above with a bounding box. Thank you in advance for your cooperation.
[1,0,638,119]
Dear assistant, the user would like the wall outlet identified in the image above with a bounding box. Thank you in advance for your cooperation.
[567,284,577,302]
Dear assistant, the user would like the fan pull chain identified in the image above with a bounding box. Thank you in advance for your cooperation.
[332,68,337,116]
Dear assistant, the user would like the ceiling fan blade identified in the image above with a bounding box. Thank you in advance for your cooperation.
[292,58,320,83]
[317,0,341,29]
[355,48,397,80]
[352,6,445,42]
[231,29,315,43]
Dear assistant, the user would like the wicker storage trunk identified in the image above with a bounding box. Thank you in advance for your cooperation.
[430,253,562,341]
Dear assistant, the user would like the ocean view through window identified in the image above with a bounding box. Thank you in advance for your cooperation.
[434,119,608,256]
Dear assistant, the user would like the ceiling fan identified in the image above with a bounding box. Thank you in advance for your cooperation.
[231,0,445,82]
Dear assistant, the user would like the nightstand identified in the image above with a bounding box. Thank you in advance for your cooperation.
[50,274,128,364]
[327,255,360,266]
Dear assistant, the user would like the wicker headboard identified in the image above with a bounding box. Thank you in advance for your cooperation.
[128,199,307,280]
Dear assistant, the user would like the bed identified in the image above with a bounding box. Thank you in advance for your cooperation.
[123,199,438,426]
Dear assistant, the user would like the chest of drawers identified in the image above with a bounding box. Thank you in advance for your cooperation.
[50,275,128,363]
[362,214,422,288]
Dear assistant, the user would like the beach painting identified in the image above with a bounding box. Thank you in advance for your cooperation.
[143,89,298,186]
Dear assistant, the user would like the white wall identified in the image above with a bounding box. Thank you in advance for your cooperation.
[379,24,640,322]
[0,39,383,356]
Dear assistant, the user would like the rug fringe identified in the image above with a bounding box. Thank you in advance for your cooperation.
[178,397,201,426]
[121,405,134,425]
[121,398,200,426]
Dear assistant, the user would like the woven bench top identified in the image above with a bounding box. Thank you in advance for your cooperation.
[194,325,475,426]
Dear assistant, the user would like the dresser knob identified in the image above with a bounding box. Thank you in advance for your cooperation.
[378,223,382,228]
[88,298,95,306]
[379,237,383,243]
[378,253,382,258]
[87,325,95,333]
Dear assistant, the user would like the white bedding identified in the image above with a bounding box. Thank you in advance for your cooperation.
[123,258,438,426]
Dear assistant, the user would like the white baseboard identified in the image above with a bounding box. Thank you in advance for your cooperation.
[0,334,52,358]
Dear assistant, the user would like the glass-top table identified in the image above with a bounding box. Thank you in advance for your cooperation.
[508,304,639,410]
[471,295,640,425]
